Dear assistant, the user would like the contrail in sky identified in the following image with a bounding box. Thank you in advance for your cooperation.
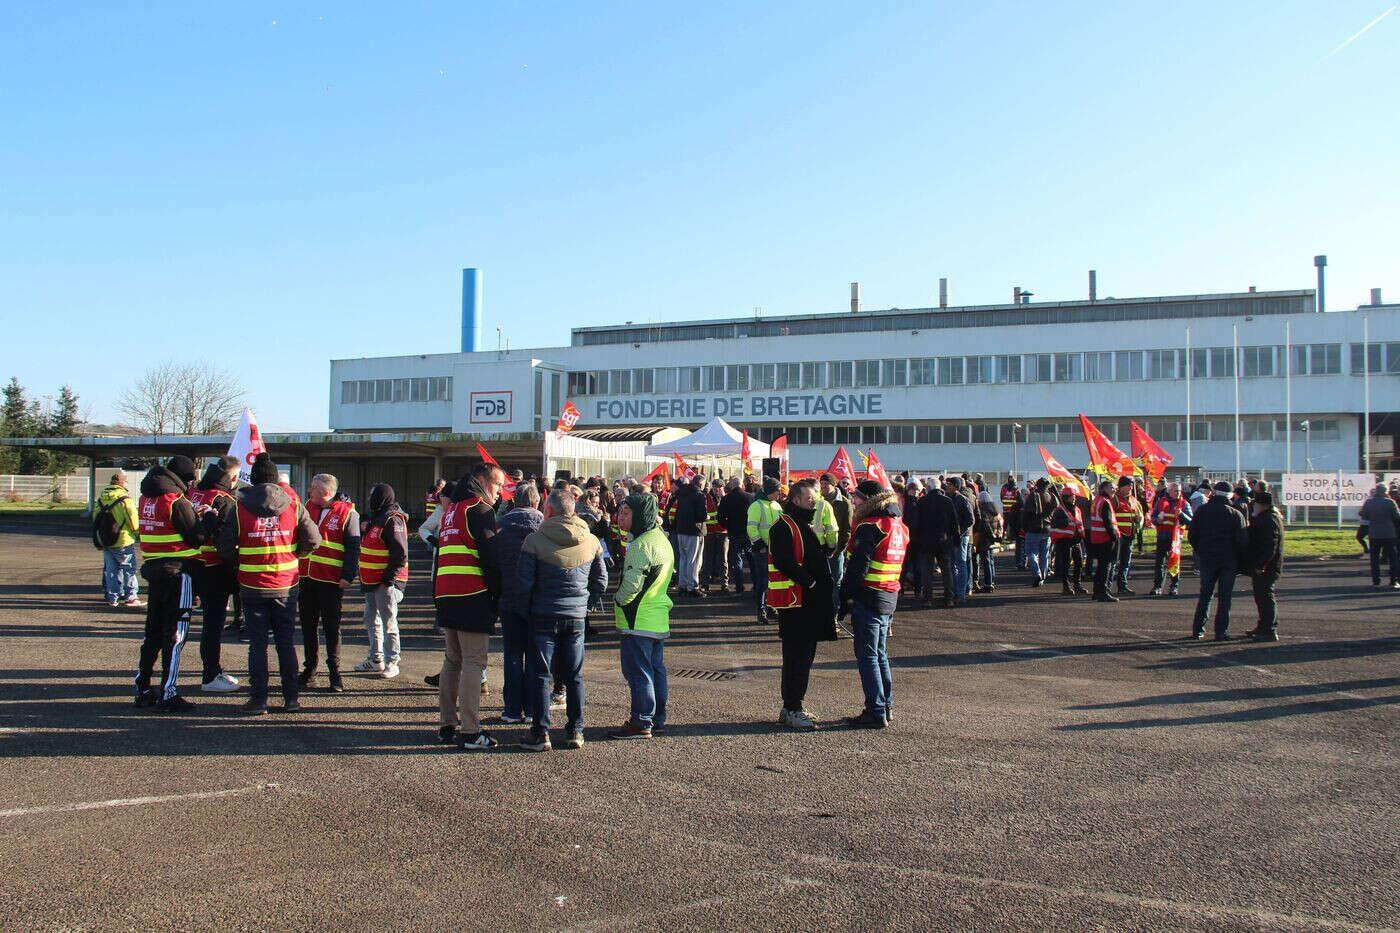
[1321,4,1397,60]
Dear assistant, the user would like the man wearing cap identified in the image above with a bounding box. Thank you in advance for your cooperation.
[840,480,907,728]
[186,455,243,693]
[1086,479,1121,603]
[1241,491,1285,641]
[297,472,361,692]
[745,477,784,623]
[700,478,729,594]
[1111,477,1145,595]
[133,456,217,712]
[1186,481,1248,640]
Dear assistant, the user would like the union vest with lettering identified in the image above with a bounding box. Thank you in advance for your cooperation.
[235,501,299,591]
[425,490,439,517]
[185,487,233,566]
[766,514,805,610]
[433,498,485,599]
[1049,505,1084,542]
[847,515,908,593]
[1113,494,1140,536]
[1088,496,1116,545]
[1153,497,1188,533]
[138,491,199,562]
[361,516,409,587]
[301,499,353,583]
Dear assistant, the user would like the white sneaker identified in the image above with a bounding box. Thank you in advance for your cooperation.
[201,672,240,693]
[550,691,567,710]
[381,663,400,679]
[353,659,384,673]
[781,708,816,731]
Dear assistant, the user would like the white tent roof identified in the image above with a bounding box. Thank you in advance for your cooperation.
[643,417,771,459]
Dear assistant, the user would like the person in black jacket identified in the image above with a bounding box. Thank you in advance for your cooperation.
[671,477,708,597]
[716,477,754,595]
[188,457,242,694]
[1187,481,1248,640]
[916,479,957,608]
[769,480,836,731]
[134,456,218,713]
[1241,492,1284,642]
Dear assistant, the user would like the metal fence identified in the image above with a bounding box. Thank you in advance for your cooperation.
[1,474,93,503]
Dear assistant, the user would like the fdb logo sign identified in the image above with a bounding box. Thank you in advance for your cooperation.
[469,391,513,424]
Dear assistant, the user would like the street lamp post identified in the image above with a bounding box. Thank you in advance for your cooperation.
[1300,420,1312,470]
[1011,422,1023,480]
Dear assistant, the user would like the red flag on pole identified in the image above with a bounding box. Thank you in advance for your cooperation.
[741,430,754,475]
[827,447,856,484]
[864,449,892,489]
[1078,414,1138,478]
[475,442,515,500]
[770,434,789,481]
[227,408,267,485]
[1039,445,1090,498]
[1129,420,1173,482]
[554,401,581,439]
[641,461,671,492]
[673,453,695,482]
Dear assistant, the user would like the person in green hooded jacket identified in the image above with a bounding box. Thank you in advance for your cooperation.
[609,493,674,739]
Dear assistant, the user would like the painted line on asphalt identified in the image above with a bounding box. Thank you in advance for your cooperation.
[0,782,279,818]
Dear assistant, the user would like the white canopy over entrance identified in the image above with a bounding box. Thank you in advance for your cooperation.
[643,417,771,459]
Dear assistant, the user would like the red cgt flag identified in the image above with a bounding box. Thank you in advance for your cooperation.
[475,442,515,500]
[674,453,696,482]
[864,449,892,489]
[1079,414,1138,478]
[741,430,753,475]
[1129,420,1173,482]
[554,401,581,439]
[641,461,671,492]
[1039,445,1090,498]
[770,433,789,481]
[827,447,857,484]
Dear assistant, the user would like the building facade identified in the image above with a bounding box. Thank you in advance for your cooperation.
[330,288,1400,477]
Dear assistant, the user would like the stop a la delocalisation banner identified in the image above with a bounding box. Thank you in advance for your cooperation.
[1280,473,1373,507]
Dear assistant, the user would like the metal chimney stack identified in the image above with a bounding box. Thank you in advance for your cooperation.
[1013,286,1022,305]
[938,277,948,309]
[1088,270,1097,302]
[850,282,861,313]
[1372,287,1384,306]
[460,267,483,352]
[1314,255,1327,313]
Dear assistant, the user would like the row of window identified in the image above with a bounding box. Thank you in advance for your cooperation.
[564,342,1380,396]
[748,418,1342,447]
[340,377,453,405]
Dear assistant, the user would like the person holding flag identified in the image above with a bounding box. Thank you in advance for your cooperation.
[1048,486,1088,596]
[1086,479,1122,602]
[1149,482,1192,596]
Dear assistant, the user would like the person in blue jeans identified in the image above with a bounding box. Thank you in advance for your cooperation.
[609,493,675,739]
[516,489,608,751]
[1187,481,1247,640]
[946,477,974,601]
[488,488,543,723]
[839,480,908,728]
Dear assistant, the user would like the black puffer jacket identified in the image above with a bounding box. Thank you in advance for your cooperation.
[768,501,836,642]
[916,489,958,551]
[671,482,708,536]
[1243,508,1284,577]
[717,488,754,542]
[1187,495,1247,566]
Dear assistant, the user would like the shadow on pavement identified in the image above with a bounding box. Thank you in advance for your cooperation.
[1069,677,1400,710]
[1139,638,1400,671]
[1056,693,1400,731]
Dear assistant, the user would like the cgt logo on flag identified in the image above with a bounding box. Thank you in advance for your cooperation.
[555,401,581,439]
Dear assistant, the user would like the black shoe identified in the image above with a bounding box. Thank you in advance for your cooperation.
[1093,592,1119,602]
[437,725,456,744]
[1073,585,1089,595]
[1060,586,1074,596]
[1214,633,1232,642]
[133,688,157,708]
[425,673,440,687]
[327,670,344,693]
[278,698,302,712]
[296,668,318,689]
[1187,632,1204,640]
[848,710,887,729]
[244,699,268,715]
[158,695,196,714]
[1252,630,1280,642]
[1118,586,1135,596]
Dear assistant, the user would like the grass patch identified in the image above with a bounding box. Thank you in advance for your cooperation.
[1180,525,1358,559]
[0,501,87,513]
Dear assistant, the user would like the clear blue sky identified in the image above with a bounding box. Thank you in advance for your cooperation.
[2,2,1396,431]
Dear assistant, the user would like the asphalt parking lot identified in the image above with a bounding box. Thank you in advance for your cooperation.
[1,531,1397,931]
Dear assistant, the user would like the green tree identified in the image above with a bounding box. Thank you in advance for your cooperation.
[44,385,83,476]
[0,377,28,474]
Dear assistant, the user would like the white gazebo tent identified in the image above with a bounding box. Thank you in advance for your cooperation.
[643,417,769,476]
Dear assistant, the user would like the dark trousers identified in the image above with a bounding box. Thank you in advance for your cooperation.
[136,572,193,701]
[298,578,344,673]
[702,534,728,588]
[727,538,748,592]
[1054,539,1082,588]
[1252,572,1278,633]
[780,634,818,711]
[191,565,232,683]
[1090,540,1114,595]
[1369,538,1398,585]
[1114,536,1134,591]
[1152,532,1176,590]
[746,546,768,612]
[244,591,300,703]
[1192,562,1237,637]
[920,543,953,602]
[528,616,585,734]
[501,609,530,719]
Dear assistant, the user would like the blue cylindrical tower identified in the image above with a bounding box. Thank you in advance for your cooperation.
[461,268,483,352]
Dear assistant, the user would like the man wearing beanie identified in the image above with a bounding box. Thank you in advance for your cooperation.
[840,480,908,728]
[1186,480,1248,640]
[357,482,410,677]
[216,453,321,713]
[769,479,836,731]
[1111,476,1145,595]
[134,455,217,712]
[186,455,243,693]
[1242,491,1285,641]
[745,477,783,624]
[608,492,674,739]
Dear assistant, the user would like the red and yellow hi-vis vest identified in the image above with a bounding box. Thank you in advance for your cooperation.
[766,514,805,610]
[360,516,409,587]
[1113,494,1139,536]
[301,499,353,583]
[185,486,233,566]
[1088,496,1116,545]
[1153,497,1187,532]
[138,491,200,561]
[847,515,909,592]
[432,497,485,599]
[235,501,300,591]
[1048,505,1084,542]
[705,494,723,534]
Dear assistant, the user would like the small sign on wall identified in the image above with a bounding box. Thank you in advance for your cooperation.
[469,391,513,424]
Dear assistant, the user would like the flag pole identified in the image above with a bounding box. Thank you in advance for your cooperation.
[1364,315,1372,476]
[1233,323,1241,479]
[1184,327,1192,470]
[1285,320,1293,523]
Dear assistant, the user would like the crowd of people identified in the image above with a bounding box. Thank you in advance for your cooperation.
[97,450,1301,749]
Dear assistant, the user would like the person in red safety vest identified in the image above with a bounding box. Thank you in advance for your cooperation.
[1048,486,1088,596]
[1086,479,1122,603]
[838,480,909,728]
[1150,481,1193,597]
[186,456,243,694]
[297,472,361,692]
[701,478,729,594]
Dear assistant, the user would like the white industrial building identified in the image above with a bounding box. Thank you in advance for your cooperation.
[331,275,1400,479]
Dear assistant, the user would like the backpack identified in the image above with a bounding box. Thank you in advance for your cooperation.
[92,497,124,549]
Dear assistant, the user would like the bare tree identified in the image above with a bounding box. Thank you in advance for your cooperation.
[119,361,247,435]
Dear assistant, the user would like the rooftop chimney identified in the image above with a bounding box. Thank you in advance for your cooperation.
[1248,285,1256,293]
[850,282,861,313]
[1013,286,1022,305]
[938,277,948,309]
[460,268,483,352]
[1314,255,1327,313]
[1372,288,1384,306]
[1088,270,1097,303]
